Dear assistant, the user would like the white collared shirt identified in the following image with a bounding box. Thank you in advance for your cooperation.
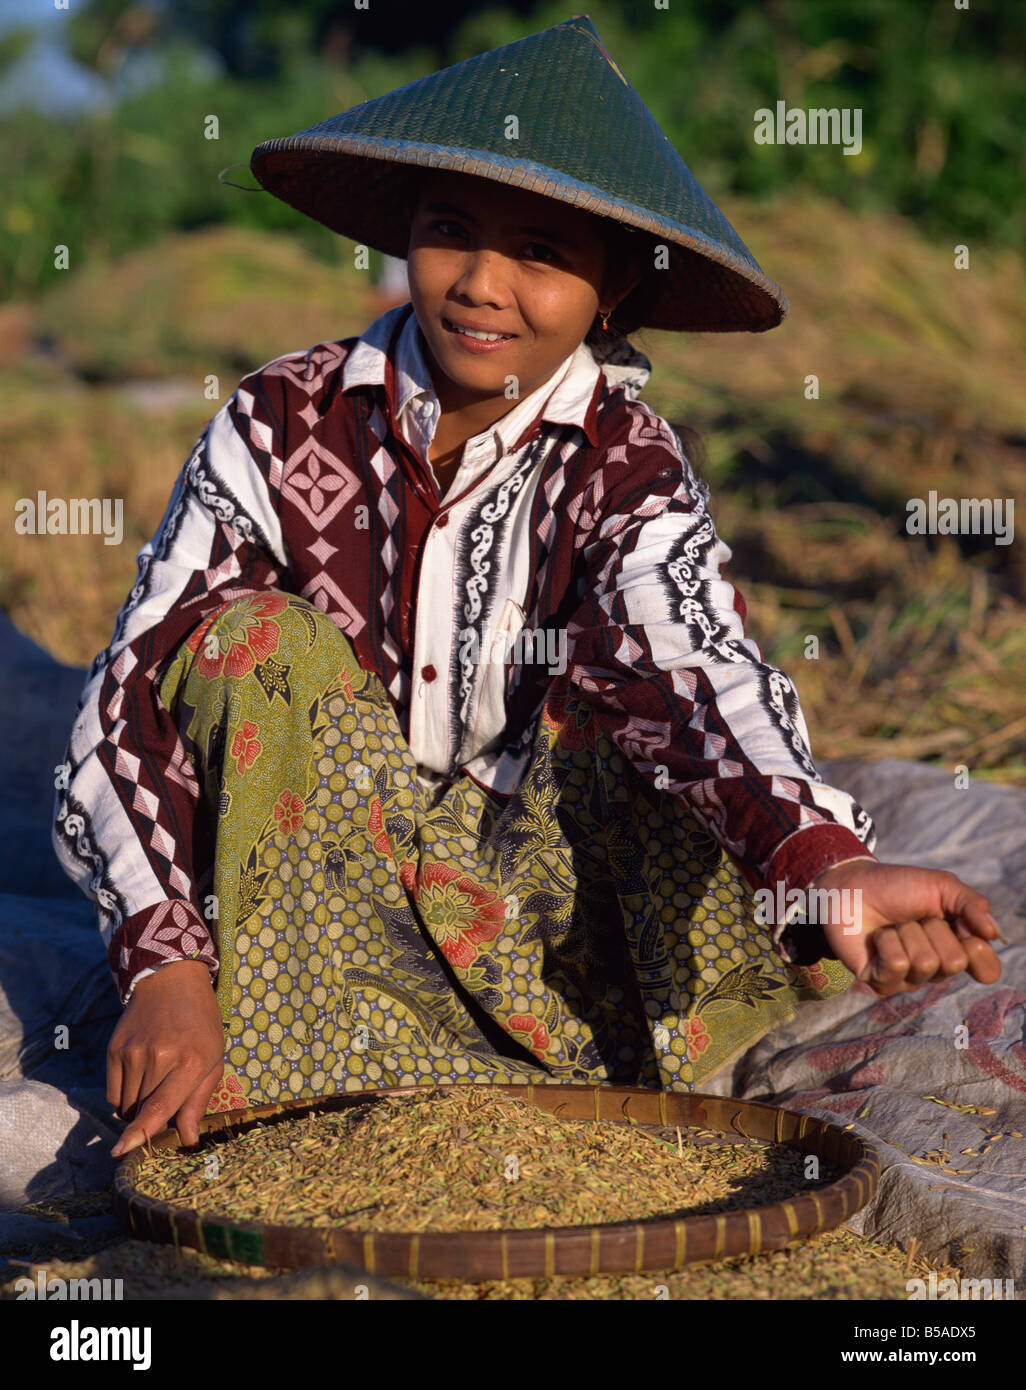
[388,309,581,794]
[391,307,578,502]
[332,306,636,801]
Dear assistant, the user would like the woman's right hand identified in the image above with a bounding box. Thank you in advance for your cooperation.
[107,958,226,1157]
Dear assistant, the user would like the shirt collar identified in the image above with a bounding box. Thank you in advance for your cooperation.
[340,303,652,451]
[392,306,437,423]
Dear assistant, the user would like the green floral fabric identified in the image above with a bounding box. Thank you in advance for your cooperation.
[156,589,853,1112]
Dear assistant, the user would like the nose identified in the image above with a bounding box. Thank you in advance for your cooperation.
[453,246,511,307]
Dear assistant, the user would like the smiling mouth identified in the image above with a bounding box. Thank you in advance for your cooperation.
[443,316,517,342]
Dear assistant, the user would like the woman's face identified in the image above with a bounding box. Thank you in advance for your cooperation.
[406,170,637,413]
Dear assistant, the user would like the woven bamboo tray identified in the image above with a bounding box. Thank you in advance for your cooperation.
[113,1083,881,1281]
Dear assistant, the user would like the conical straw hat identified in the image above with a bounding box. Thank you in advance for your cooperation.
[250,14,788,333]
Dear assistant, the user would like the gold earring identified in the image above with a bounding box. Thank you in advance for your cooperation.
[600,309,610,331]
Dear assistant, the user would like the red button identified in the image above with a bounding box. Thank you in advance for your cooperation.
[421,665,437,681]
[435,512,449,527]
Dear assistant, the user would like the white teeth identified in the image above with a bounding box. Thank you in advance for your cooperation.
[450,322,511,342]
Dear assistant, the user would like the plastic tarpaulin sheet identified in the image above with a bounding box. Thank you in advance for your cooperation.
[1,612,1024,1284]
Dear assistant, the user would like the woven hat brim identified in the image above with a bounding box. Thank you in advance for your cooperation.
[250,137,789,334]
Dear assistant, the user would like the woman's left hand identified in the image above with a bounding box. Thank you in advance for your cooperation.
[800,860,1003,997]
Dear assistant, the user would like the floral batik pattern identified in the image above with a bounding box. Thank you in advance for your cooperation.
[156,590,853,1113]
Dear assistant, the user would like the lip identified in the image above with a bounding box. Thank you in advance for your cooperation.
[442,316,518,352]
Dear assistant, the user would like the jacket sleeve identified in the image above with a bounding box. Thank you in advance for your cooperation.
[52,378,295,1004]
[561,404,878,959]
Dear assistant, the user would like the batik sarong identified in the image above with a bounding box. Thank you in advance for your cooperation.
[154,589,852,1113]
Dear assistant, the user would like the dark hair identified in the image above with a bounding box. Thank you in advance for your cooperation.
[673,422,710,477]
[584,217,658,346]
[401,166,428,221]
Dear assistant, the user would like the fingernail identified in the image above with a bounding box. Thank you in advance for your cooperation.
[983,913,1008,943]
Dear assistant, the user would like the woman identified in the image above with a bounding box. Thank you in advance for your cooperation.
[51,16,1001,1160]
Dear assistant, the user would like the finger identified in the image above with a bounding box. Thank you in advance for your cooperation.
[934,876,1004,942]
[920,916,969,977]
[106,1041,124,1112]
[115,1046,148,1123]
[962,934,1002,986]
[174,1063,225,1148]
[952,908,1005,945]
[894,920,942,986]
[111,1068,199,1158]
[134,1048,183,1121]
[866,925,914,993]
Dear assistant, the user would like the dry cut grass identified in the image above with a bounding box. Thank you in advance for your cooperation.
[1,194,1024,780]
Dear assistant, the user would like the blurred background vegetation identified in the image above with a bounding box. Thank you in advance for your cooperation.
[2,0,1024,778]
[2,0,1025,298]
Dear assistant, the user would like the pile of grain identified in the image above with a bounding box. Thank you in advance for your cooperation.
[3,1229,961,1302]
[132,1085,840,1233]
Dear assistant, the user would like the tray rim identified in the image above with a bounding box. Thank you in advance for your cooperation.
[113,1081,881,1281]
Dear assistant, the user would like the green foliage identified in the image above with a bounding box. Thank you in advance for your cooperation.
[2,0,1022,299]
[0,26,37,80]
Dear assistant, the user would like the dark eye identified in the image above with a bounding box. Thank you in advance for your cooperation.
[524,243,558,263]
[430,219,465,237]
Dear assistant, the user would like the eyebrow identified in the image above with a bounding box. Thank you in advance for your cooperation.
[421,200,581,250]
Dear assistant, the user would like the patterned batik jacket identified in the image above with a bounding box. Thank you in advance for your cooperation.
[52,303,878,1004]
